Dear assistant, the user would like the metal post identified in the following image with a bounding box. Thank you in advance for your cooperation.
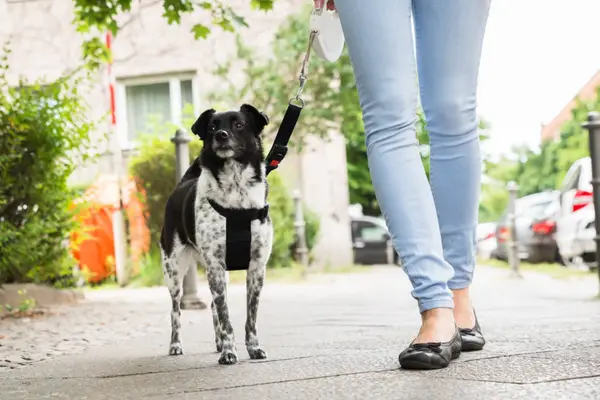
[292,190,309,274]
[386,237,395,265]
[582,112,600,293]
[506,181,522,278]
[171,129,207,310]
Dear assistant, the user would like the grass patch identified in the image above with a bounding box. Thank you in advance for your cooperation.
[87,247,377,289]
[479,257,594,280]
[217,263,374,285]
[129,248,165,288]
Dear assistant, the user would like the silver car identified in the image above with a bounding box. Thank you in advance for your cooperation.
[494,191,560,263]
[555,156,597,269]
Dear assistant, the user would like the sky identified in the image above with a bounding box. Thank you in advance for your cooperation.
[477,0,600,157]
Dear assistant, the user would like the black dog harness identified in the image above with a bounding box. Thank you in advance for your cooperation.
[206,31,313,271]
[208,104,302,271]
[208,199,269,271]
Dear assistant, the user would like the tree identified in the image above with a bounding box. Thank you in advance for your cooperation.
[518,88,599,196]
[73,0,276,67]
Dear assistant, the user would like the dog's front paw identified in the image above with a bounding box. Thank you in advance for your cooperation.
[247,347,268,360]
[169,343,183,356]
[218,350,238,365]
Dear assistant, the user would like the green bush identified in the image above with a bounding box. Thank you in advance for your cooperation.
[0,49,95,285]
[128,107,320,272]
[303,206,320,262]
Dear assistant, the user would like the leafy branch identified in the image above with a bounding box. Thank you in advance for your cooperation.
[72,0,276,68]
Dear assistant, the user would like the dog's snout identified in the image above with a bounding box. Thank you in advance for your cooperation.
[215,130,229,142]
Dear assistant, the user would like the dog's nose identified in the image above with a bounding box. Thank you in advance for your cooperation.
[215,130,229,142]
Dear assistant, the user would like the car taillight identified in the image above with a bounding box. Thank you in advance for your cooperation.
[497,227,509,243]
[531,220,556,235]
[572,189,593,213]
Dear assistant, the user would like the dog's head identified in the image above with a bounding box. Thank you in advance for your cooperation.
[191,104,269,161]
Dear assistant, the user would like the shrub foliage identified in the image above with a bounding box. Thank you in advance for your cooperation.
[0,49,95,284]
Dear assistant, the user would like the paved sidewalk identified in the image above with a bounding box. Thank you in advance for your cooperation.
[1,265,600,399]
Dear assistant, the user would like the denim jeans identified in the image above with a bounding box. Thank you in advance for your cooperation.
[335,0,491,312]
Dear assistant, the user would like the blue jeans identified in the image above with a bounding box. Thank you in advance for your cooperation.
[336,0,491,312]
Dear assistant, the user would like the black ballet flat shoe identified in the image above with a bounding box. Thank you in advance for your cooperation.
[459,310,486,352]
[398,328,462,370]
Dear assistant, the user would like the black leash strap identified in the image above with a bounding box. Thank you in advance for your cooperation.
[265,103,302,175]
[264,29,318,176]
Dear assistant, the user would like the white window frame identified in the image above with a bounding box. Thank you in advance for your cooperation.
[115,72,201,150]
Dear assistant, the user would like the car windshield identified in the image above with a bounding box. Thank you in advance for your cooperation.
[527,201,555,219]
[515,196,556,219]
[509,193,557,220]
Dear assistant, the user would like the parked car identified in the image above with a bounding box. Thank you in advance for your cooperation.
[494,190,560,263]
[555,156,597,269]
[350,215,398,265]
[476,222,498,260]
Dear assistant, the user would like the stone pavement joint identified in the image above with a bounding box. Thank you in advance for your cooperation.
[1,265,600,399]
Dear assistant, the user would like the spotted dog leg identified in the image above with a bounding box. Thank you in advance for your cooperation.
[211,300,223,352]
[246,260,267,360]
[206,262,237,365]
[162,251,185,356]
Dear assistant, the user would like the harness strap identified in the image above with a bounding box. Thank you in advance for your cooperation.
[265,102,303,176]
[208,199,269,222]
[208,199,269,271]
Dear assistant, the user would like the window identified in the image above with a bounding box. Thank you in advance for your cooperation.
[116,74,199,148]
[353,221,389,242]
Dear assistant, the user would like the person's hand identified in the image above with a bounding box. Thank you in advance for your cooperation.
[313,0,335,11]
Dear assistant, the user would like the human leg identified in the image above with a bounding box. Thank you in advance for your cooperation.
[413,0,491,339]
[335,0,455,342]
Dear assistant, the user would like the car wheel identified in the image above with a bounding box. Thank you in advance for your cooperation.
[560,255,588,270]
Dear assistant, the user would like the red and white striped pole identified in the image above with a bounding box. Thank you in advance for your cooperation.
[106,31,117,128]
[105,31,128,286]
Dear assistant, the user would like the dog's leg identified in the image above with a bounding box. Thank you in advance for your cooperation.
[162,250,186,356]
[206,262,237,365]
[245,260,267,360]
[210,300,223,352]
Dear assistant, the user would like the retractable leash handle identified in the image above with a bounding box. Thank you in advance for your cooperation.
[310,5,345,62]
[264,6,345,176]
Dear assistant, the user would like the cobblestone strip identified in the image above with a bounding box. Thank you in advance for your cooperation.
[0,287,170,370]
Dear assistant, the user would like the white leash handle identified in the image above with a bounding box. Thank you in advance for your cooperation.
[310,5,345,62]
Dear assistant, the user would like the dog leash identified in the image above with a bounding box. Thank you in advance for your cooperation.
[264,29,318,176]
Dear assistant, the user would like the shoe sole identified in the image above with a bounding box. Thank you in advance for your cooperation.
[399,360,449,370]
[461,341,486,352]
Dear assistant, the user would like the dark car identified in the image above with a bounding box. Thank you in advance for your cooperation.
[350,215,399,265]
[494,190,560,263]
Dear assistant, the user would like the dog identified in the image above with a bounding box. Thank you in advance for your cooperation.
[159,104,273,365]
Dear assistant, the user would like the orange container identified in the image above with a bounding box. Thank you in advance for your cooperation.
[70,175,150,283]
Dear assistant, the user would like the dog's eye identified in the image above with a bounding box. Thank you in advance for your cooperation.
[234,122,244,130]
[209,124,216,131]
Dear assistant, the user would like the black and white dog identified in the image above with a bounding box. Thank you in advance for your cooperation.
[159,104,273,365]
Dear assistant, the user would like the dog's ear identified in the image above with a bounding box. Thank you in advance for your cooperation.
[191,108,216,140]
[240,104,269,134]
